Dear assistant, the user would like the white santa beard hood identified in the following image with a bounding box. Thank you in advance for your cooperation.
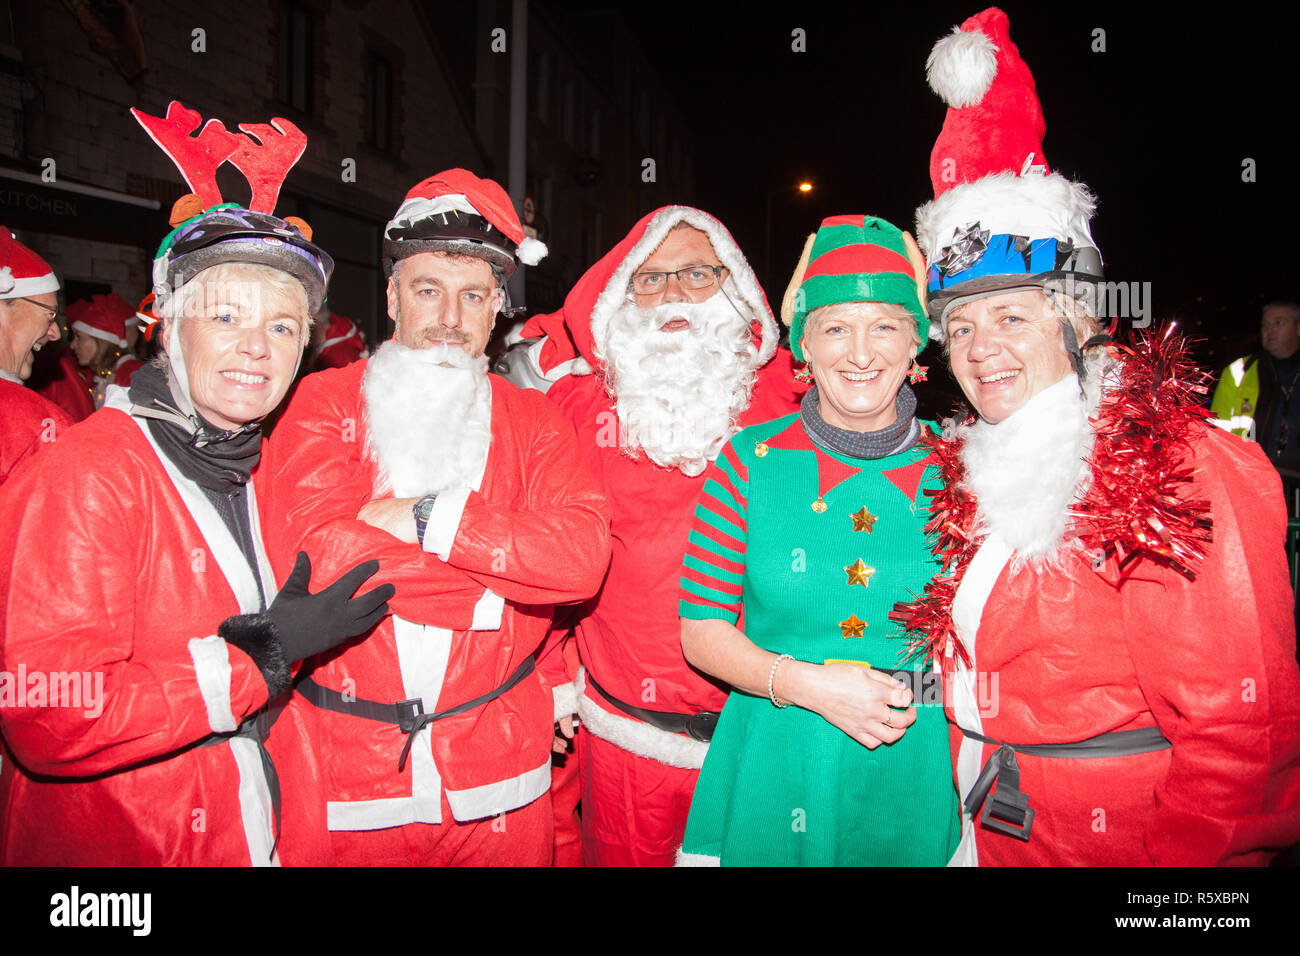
[956,371,1099,565]
[362,340,493,498]
[589,207,778,372]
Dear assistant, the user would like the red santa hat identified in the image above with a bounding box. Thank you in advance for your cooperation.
[383,168,547,278]
[67,292,134,349]
[0,227,59,298]
[317,312,368,369]
[521,205,778,375]
[914,7,1102,327]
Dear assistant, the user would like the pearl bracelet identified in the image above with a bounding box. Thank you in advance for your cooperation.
[769,653,794,708]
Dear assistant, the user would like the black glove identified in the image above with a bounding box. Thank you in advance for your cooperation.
[220,552,395,696]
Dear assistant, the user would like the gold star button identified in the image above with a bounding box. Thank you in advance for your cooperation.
[844,558,875,588]
[754,442,769,458]
[838,614,866,639]
[850,507,878,533]
[811,497,827,513]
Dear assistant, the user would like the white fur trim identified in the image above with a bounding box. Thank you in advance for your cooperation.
[445,759,550,821]
[71,320,128,349]
[0,271,58,298]
[552,680,578,720]
[188,635,238,733]
[384,193,478,236]
[470,589,505,631]
[926,26,998,108]
[575,667,708,770]
[915,171,1100,263]
[421,486,470,561]
[517,236,547,266]
[675,848,720,866]
[956,372,1096,564]
[227,735,282,865]
[588,207,778,370]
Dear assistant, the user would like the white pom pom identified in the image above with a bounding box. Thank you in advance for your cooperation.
[0,266,13,296]
[926,26,998,108]
[517,236,548,266]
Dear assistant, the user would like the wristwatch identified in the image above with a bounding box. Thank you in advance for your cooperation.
[413,494,438,545]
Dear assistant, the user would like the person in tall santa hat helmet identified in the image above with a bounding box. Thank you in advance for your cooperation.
[515,205,805,866]
[260,168,611,866]
[892,6,1300,866]
[0,228,71,485]
[0,100,393,865]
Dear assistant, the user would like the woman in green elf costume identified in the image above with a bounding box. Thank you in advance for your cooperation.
[676,214,960,865]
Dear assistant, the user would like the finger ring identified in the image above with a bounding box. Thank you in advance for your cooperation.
[883,712,893,727]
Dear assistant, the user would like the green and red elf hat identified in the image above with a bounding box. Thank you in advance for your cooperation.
[780,214,929,362]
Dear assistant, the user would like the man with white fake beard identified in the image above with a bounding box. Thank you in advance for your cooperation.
[260,169,611,865]
[519,206,805,866]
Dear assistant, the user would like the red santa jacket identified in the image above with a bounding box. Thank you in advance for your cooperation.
[259,360,610,831]
[0,379,71,486]
[521,206,804,768]
[945,416,1300,866]
[35,351,95,423]
[0,393,311,865]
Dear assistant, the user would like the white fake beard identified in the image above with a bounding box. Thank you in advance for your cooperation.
[956,371,1099,565]
[362,339,493,497]
[597,296,760,477]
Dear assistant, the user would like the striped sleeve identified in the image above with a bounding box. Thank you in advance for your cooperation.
[679,438,749,624]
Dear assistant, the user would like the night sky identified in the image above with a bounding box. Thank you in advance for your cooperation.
[552,1,1300,375]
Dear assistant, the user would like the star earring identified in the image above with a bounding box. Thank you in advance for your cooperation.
[907,360,928,384]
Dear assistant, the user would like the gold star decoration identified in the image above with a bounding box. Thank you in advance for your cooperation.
[844,558,875,588]
[838,614,866,639]
[850,506,877,533]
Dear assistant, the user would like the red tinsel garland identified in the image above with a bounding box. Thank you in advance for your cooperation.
[890,326,1216,673]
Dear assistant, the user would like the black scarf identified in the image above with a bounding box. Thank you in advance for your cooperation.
[126,362,263,493]
[800,381,920,460]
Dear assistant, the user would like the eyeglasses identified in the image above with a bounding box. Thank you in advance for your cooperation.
[13,296,63,324]
[629,264,724,296]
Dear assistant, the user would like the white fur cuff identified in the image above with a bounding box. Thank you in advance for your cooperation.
[575,667,708,770]
[552,680,578,721]
[421,487,471,562]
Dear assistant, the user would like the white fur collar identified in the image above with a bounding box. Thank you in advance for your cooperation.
[953,372,1099,564]
[362,341,493,498]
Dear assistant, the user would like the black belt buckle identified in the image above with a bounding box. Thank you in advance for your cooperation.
[686,711,718,742]
[980,783,1035,841]
[395,697,425,734]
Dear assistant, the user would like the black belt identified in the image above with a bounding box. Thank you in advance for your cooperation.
[879,667,943,705]
[196,695,286,862]
[960,725,1172,842]
[585,670,719,742]
[296,655,537,773]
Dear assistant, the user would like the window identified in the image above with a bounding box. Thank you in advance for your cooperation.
[367,51,393,151]
[278,1,315,114]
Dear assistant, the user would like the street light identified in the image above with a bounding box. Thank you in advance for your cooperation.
[765,181,815,291]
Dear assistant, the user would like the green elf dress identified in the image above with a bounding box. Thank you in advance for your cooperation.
[677,411,960,866]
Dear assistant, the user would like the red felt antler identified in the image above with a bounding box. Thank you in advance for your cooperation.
[229,118,307,214]
[130,101,240,210]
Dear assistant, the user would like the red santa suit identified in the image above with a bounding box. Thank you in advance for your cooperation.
[315,312,368,370]
[36,351,95,423]
[901,358,1300,866]
[260,356,610,866]
[520,206,804,865]
[0,389,318,865]
[0,376,71,486]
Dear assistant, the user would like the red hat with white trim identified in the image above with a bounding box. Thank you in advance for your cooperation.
[0,228,59,298]
[67,292,134,349]
[914,7,1103,334]
[383,168,547,279]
